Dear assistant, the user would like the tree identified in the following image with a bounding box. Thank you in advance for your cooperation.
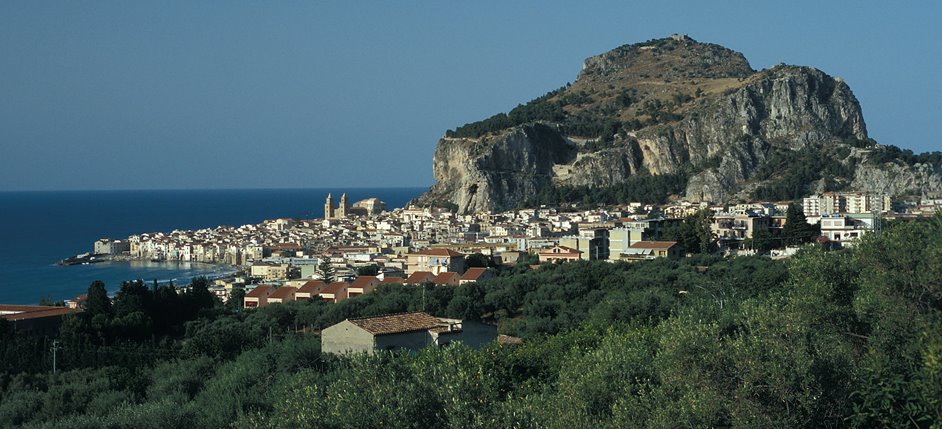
[186,276,217,311]
[85,280,112,317]
[318,259,334,283]
[750,227,775,252]
[782,203,818,246]
[465,253,490,268]
[356,265,379,276]
[227,288,245,309]
[664,210,714,254]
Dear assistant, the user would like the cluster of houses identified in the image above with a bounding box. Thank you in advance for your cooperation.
[82,191,942,307]
[16,192,942,355]
[242,263,492,309]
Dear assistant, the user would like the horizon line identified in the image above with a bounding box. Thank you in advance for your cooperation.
[0,185,432,194]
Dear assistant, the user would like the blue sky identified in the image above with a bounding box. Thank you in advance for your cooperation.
[1,1,939,191]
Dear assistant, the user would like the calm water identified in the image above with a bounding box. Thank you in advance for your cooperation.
[0,187,425,304]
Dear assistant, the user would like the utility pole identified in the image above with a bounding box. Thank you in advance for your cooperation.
[51,340,60,374]
[872,209,882,237]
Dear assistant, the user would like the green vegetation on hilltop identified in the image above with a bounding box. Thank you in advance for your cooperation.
[445,87,568,139]
[2,214,942,428]
[524,172,688,207]
[751,144,856,201]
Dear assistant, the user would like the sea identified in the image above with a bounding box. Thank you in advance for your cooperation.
[0,187,425,305]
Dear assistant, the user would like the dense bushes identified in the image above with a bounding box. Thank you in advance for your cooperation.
[751,145,855,201]
[525,172,688,207]
[446,88,567,138]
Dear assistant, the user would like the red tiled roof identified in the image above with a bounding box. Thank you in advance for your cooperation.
[629,241,678,249]
[433,272,460,285]
[297,280,328,294]
[245,285,273,298]
[348,312,447,335]
[538,245,582,254]
[269,286,297,300]
[381,277,404,284]
[460,267,488,281]
[404,271,435,284]
[320,282,348,295]
[412,248,464,257]
[0,305,79,321]
[350,276,380,289]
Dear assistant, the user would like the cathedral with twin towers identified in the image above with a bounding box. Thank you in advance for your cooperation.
[324,193,386,219]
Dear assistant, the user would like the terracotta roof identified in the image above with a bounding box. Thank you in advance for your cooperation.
[538,245,582,254]
[269,286,297,300]
[433,272,460,285]
[404,271,435,284]
[245,285,273,298]
[429,325,462,334]
[350,276,380,289]
[348,312,447,335]
[0,305,79,321]
[320,281,349,295]
[297,280,328,294]
[381,277,404,284]
[629,241,678,249]
[412,248,464,257]
[460,267,488,281]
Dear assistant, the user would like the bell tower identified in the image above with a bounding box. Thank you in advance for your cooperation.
[338,193,349,218]
[324,193,335,220]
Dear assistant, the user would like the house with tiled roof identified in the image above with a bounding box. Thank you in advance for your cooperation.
[459,267,492,285]
[244,285,275,309]
[296,280,328,300]
[268,286,297,305]
[348,276,381,298]
[406,248,465,276]
[432,271,461,286]
[321,311,497,355]
[0,304,80,336]
[538,245,583,263]
[404,271,436,285]
[617,241,681,261]
[319,282,350,303]
[380,276,404,285]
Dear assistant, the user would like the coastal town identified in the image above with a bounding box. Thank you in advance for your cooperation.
[76,191,942,309]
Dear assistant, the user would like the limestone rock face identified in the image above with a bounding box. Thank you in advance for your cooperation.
[416,37,935,212]
[672,65,868,201]
[851,162,942,196]
[420,124,575,214]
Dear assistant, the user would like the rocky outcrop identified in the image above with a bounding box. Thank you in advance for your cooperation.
[851,162,942,196]
[670,66,868,201]
[416,36,936,212]
[421,124,575,213]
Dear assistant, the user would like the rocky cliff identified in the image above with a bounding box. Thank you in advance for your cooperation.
[417,35,940,212]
